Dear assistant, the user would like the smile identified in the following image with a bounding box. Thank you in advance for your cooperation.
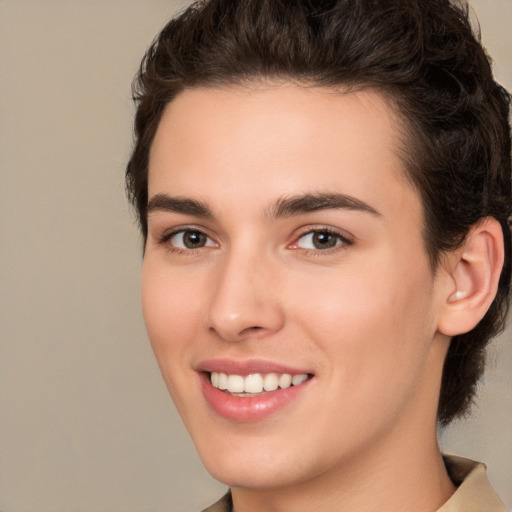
[210,372,309,395]
[199,362,314,421]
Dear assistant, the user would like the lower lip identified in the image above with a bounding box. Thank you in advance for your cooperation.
[200,373,311,422]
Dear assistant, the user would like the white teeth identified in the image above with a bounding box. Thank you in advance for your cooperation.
[227,374,244,393]
[278,373,292,389]
[292,374,308,386]
[263,373,279,391]
[244,374,263,393]
[218,373,228,390]
[210,371,309,394]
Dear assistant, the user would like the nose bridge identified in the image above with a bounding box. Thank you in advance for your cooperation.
[207,244,284,341]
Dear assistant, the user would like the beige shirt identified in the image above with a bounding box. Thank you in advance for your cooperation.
[201,455,506,512]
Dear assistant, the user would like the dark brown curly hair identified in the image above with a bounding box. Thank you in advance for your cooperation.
[126,0,512,425]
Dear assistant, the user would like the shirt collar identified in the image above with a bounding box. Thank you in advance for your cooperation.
[438,455,506,512]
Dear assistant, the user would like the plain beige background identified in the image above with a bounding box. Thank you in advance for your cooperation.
[0,1,510,511]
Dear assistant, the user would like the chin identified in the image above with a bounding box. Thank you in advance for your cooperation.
[204,457,303,490]
[192,431,325,491]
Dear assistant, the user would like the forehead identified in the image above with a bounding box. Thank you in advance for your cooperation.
[148,83,420,222]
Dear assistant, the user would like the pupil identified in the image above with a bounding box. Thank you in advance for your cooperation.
[313,232,336,249]
[184,231,205,248]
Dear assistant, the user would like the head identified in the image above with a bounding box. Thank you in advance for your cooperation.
[127,0,511,428]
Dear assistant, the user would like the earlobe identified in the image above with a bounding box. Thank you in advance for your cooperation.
[437,218,504,337]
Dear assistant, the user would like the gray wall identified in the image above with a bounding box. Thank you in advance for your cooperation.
[0,1,510,510]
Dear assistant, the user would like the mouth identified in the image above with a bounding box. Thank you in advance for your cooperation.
[197,361,314,421]
[209,371,311,397]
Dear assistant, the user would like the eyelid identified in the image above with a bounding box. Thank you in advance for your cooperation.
[288,226,354,251]
[157,225,218,251]
[153,223,353,254]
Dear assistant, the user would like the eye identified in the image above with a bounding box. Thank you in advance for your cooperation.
[295,229,351,250]
[168,229,216,250]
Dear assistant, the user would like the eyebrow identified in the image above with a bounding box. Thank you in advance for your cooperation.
[269,192,381,219]
[146,194,214,218]
[146,191,381,220]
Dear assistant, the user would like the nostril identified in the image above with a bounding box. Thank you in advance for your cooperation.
[242,326,264,334]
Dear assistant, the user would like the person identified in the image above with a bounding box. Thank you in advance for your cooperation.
[125,0,511,510]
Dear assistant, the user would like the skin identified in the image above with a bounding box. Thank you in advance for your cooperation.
[142,84,458,512]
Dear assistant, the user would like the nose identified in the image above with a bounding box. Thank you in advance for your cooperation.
[206,251,285,342]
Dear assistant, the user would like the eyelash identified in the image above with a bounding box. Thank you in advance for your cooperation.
[158,227,217,255]
[291,227,354,255]
[157,226,353,255]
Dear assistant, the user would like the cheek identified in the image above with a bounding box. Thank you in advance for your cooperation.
[140,260,208,426]
[289,253,435,386]
[140,259,203,365]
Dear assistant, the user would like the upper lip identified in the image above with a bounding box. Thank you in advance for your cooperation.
[196,358,313,376]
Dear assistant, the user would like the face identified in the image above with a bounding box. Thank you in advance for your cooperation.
[142,84,449,492]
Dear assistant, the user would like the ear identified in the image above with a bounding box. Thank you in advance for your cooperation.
[437,218,504,337]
